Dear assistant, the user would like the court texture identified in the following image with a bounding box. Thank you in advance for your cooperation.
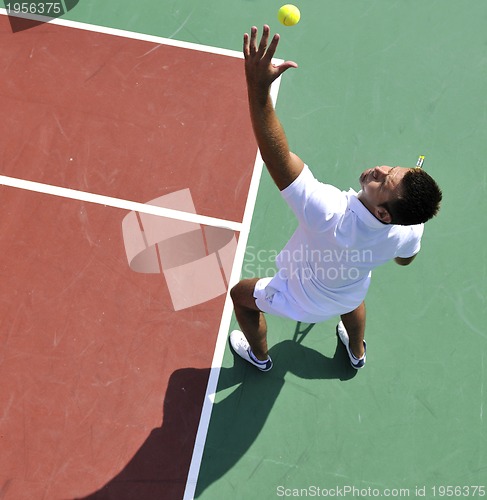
[0,1,485,499]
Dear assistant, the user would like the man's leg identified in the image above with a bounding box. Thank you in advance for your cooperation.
[230,278,268,361]
[340,301,366,359]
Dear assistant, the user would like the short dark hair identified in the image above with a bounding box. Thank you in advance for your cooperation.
[381,168,442,225]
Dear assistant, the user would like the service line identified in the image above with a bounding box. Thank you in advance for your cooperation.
[0,175,242,231]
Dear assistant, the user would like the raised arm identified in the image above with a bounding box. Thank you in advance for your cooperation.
[243,25,304,191]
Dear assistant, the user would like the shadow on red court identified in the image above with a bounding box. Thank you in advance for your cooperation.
[77,329,356,500]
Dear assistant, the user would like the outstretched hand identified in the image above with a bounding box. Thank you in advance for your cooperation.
[243,25,298,93]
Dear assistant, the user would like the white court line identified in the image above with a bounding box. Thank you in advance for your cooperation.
[182,75,283,500]
[0,175,242,231]
[0,9,283,65]
[0,8,243,58]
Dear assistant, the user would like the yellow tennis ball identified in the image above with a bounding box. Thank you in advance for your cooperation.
[278,4,301,26]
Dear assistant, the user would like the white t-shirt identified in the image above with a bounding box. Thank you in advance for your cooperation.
[272,165,423,317]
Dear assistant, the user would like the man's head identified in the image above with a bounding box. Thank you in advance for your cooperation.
[358,165,442,225]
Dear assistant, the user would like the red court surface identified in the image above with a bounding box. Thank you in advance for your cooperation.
[0,15,255,222]
[0,15,257,500]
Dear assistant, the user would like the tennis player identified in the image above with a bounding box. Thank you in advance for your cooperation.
[230,26,442,371]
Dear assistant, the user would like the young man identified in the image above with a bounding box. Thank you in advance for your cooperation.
[230,26,442,371]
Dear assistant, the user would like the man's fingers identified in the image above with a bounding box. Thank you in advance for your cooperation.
[276,60,299,78]
[244,24,298,82]
[244,25,278,60]
[243,32,250,58]
[257,24,270,55]
[263,33,280,62]
[248,25,258,54]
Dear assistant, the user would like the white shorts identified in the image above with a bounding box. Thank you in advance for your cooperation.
[253,275,337,324]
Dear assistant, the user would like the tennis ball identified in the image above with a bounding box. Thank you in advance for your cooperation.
[278,4,301,26]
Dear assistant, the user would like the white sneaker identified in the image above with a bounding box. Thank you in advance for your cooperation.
[336,321,367,369]
[229,330,273,372]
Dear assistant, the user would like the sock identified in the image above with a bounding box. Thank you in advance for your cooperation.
[350,342,366,361]
[248,348,269,364]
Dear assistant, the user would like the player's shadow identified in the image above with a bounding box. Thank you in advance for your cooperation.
[194,322,357,497]
[6,1,80,33]
[78,322,356,500]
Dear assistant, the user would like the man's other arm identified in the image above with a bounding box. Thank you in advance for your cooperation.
[394,254,417,266]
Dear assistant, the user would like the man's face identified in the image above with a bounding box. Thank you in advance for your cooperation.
[358,166,411,223]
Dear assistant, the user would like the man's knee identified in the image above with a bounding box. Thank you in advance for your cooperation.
[230,282,242,304]
[230,279,259,309]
